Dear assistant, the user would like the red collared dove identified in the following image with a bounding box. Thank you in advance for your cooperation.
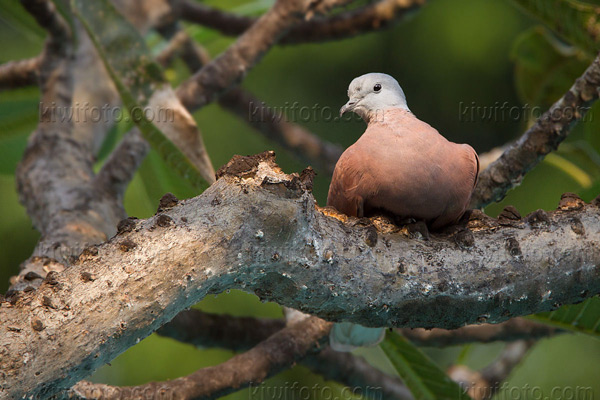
[328,73,479,352]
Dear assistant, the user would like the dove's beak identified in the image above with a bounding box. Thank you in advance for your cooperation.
[340,100,357,117]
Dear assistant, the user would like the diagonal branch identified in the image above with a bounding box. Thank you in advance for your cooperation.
[1,153,599,398]
[68,316,332,400]
[156,24,343,174]
[175,0,332,112]
[220,88,343,174]
[94,128,150,201]
[170,0,425,45]
[449,340,534,400]
[98,0,348,193]
[157,309,411,400]
[471,52,600,208]
[304,347,414,400]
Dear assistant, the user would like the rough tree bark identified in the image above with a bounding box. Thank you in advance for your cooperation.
[1,153,599,398]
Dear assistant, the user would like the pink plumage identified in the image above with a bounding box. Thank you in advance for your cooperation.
[328,108,478,230]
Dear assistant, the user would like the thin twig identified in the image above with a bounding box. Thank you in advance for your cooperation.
[158,309,559,350]
[170,0,425,45]
[448,341,534,400]
[0,56,42,90]
[94,128,150,201]
[399,317,559,347]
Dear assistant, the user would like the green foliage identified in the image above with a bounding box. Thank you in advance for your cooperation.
[528,297,600,337]
[511,26,589,109]
[511,0,600,55]
[71,0,209,190]
[380,332,471,400]
[0,0,45,41]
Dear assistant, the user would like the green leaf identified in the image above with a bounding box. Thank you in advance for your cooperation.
[138,150,198,206]
[511,26,589,109]
[528,296,600,337]
[0,0,46,42]
[72,0,210,190]
[380,332,471,400]
[544,152,594,188]
[511,0,600,55]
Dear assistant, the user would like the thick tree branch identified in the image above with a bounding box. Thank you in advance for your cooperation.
[0,56,42,90]
[68,316,331,400]
[472,53,600,208]
[170,0,424,45]
[1,153,598,398]
[12,0,127,291]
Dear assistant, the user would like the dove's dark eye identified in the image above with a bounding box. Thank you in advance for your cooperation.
[373,84,382,92]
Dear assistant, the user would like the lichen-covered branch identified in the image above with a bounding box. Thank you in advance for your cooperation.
[471,52,600,208]
[68,316,331,400]
[1,153,599,398]
[170,0,424,45]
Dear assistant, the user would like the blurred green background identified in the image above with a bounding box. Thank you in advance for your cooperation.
[1,0,600,398]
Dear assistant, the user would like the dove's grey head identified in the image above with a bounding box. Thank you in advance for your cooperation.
[340,73,409,121]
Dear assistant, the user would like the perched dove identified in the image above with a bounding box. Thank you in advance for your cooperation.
[328,73,479,352]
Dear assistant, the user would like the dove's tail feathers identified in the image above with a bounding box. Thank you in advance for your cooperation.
[329,322,385,352]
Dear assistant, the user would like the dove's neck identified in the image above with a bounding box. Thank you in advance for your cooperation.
[365,106,411,124]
